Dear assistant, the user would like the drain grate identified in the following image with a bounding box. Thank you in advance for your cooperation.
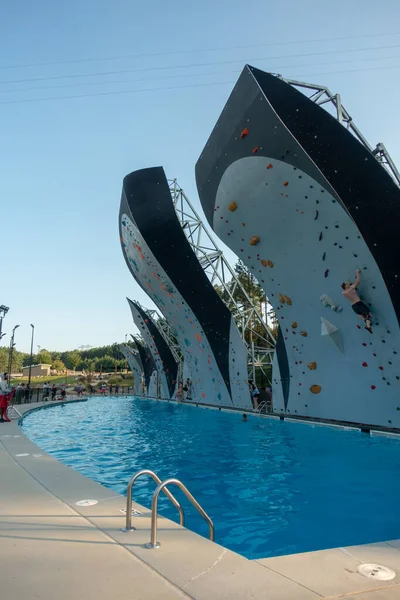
[357,564,396,581]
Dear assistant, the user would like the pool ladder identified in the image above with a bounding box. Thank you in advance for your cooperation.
[122,469,214,548]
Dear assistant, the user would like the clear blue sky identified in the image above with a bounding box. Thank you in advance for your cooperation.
[1,0,399,353]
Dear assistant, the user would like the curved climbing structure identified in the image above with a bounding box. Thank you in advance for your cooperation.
[133,337,157,397]
[119,167,251,408]
[128,299,177,399]
[196,65,400,428]
[119,343,143,395]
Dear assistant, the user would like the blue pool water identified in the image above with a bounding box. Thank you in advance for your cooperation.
[22,397,400,559]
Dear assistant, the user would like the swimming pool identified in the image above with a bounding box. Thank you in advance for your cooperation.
[22,397,400,559]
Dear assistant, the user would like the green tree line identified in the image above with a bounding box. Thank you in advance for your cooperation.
[0,342,132,374]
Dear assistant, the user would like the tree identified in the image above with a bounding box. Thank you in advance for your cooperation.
[37,349,52,365]
[51,359,65,371]
[63,351,80,371]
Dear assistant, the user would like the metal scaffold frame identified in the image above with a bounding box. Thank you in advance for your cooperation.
[276,75,400,188]
[169,179,276,382]
[132,302,185,382]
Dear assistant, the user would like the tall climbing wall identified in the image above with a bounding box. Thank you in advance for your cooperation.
[119,344,143,395]
[134,337,157,397]
[127,299,177,399]
[119,167,251,408]
[196,65,400,428]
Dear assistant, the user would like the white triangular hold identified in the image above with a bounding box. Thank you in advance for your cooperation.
[321,317,344,354]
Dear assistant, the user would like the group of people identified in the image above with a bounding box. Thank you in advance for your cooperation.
[248,380,272,410]
[40,382,67,401]
[175,378,192,402]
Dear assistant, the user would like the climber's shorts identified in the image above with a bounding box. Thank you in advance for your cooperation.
[352,301,371,318]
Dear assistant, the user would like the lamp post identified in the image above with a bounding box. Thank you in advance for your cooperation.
[28,324,35,388]
[0,305,9,341]
[7,324,19,383]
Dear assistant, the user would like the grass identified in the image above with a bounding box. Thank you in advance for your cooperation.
[11,375,78,386]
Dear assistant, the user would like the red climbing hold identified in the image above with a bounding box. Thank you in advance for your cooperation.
[283,181,289,187]
[362,343,367,346]
[379,366,384,370]
[253,147,259,153]
[240,128,249,139]
[357,325,361,329]
[371,385,376,390]
[362,362,368,367]
[266,163,273,169]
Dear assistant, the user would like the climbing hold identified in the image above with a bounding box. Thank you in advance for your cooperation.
[242,222,246,227]
[291,322,298,329]
[278,293,285,304]
[379,366,384,370]
[240,128,249,139]
[266,163,273,169]
[307,362,317,370]
[145,319,149,324]
[310,385,322,394]
[260,259,267,267]
[362,362,368,367]
[283,181,289,187]
[314,210,319,220]
[320,294,342,312]
[322,252,326,261]
[321,317,344,354]
[228,201,238,212]
[324,269,329,278]
[300,331,308,337]
[318,232,323,241]
[267,260,274,268]
[284,296,292,305]
[253,147,259,153]
[250,236,260,246]
[371,385,376,390]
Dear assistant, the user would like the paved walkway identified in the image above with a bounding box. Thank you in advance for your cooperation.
[0,399,399,599]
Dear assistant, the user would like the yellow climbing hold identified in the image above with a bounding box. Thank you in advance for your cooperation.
[307,362,317,370]
[300,331,308,337]
[279,293,285,304]
[310,384,322,394]
[228,201,238,212]
[260,259,267,267]
[267,260,274,268]
[250,236,260,246]
[284,295,292,305]
[291,322,297,329]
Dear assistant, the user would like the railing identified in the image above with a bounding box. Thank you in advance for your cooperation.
[122,469,184,532]
[146,478,214,549]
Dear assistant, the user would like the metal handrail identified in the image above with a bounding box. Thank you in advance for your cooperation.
[254,401,267,414]
[122,469,184,532]
[146,478,214,548]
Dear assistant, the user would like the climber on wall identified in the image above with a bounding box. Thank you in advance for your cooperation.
[341,268,372,333]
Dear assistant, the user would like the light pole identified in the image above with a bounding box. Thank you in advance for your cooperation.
[0,305,9,342]
[7,325,19,383]
[28,324,35,387]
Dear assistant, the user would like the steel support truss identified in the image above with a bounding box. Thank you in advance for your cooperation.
[131,302,185,383]
[276,75,400,187]
[169,179,276,383]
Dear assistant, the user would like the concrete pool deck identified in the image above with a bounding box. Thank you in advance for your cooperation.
[0,399,399,599]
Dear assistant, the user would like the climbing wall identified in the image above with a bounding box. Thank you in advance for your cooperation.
[119,344,143,395]
[127,299,177,399]
[134,338,156,396]
[119,167,251,409]
[196,65,400,428]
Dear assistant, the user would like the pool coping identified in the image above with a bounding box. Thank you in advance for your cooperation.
[1,397,399,600]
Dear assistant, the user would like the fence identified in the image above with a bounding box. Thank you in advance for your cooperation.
[10,385,136,405]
